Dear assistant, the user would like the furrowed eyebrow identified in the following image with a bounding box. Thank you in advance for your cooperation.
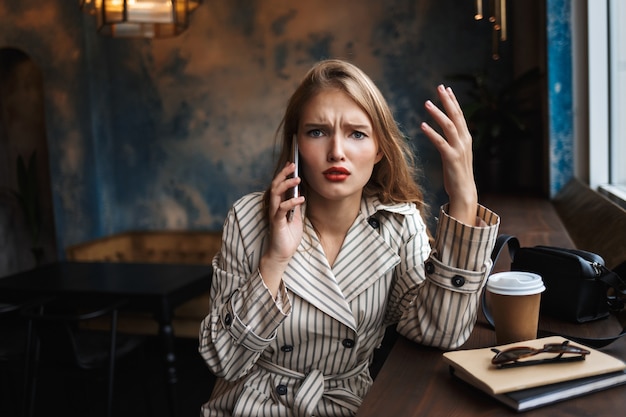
[348,124,372,133]
[301,121,373,134]
[302,122,329,129]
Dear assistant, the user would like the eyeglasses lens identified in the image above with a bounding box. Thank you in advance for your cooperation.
[493,347,536,364]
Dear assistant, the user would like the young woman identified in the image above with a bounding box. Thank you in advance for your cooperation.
[199,59,499,417]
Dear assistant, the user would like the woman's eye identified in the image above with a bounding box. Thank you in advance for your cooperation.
[352,131,366,140]
[308,129,324,138]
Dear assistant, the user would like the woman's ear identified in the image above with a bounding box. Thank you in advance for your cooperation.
[375,150,384,164]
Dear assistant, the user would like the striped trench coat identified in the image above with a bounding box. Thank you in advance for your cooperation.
[199,192,499,416]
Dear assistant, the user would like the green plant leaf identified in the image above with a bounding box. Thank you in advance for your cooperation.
[14,151,42,247]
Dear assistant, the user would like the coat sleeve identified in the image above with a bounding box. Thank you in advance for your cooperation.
[198,196,291,381]
[395,204,499,349]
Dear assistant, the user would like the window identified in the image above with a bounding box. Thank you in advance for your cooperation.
[586,0,626,208]
[604,0,626,207]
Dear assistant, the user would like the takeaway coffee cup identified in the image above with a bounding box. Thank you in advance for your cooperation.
[486,271,546,344]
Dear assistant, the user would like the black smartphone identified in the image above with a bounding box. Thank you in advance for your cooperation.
[287,134,299,222]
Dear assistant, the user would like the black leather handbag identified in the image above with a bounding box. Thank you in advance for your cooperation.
[486,234,626,347]
[514,246,624,323]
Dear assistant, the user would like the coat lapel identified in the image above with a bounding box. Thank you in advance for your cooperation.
[283,220,357,330]
[332,211,401,303]
[283,197,413,330]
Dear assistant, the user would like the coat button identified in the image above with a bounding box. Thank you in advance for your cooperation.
[276,384,288,395]
[367,217,380,229]
[223,313,232,326]
[342,338,355,348]
[425,261,435,275]
[451,275,465,287]
[280,345,293,353]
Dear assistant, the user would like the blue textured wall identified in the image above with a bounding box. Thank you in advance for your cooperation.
[1,0,513,257]
[547,0,574,197]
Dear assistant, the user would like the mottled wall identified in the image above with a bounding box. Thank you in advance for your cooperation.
[0,1,94,273]
[547,0,574,197]
[1,0,521,265]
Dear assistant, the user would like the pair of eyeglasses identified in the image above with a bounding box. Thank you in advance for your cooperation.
[491,341,591,369]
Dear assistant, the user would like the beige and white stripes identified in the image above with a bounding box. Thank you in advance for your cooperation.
[199,192,499,416]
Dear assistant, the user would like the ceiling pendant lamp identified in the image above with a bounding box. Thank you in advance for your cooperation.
[79,0,201,38]
[474,0,507,60]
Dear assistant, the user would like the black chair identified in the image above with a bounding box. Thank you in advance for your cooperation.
[21,297,145,417]
[1,301,29,417]
[369,324,399,380]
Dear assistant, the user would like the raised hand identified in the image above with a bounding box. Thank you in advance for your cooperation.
[421,84,478,226]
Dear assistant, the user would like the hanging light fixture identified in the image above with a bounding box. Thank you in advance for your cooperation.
[79,1,201,38]
[474,0,507,60]
[79,0,95,14]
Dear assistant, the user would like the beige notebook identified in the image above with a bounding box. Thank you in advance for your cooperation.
[443,336,626,395]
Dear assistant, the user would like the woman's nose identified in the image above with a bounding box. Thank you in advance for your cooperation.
[327,136,346,161]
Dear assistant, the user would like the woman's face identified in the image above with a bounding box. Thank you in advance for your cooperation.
[297,89,383,205]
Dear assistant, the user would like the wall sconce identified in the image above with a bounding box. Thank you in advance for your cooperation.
[474,0,507,60]
[79,0,201,38]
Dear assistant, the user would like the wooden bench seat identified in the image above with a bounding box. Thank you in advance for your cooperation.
[552,178,626,269]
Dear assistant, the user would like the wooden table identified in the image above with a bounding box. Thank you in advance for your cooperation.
[357,196,626,416]
[0,261,212,417]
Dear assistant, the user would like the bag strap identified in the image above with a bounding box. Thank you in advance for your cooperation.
[491,234,520,266]
[608,260,626,310]
[598,263,626,298]
[481,234,519,330]
[481,234,626,348]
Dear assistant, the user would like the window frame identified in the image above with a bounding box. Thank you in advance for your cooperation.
[586,0,626,209]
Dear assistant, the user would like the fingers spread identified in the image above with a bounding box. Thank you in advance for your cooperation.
[422,85,477,206]
[437,85,471,140]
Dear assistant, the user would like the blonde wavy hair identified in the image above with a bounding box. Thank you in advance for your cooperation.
[266,59,426,215]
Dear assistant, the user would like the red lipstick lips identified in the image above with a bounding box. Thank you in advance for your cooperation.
[323,166,350,181]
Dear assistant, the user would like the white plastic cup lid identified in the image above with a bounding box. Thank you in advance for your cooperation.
[486,271,545,296]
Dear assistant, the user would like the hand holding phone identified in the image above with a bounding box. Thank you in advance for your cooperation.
[287,135,299,222]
